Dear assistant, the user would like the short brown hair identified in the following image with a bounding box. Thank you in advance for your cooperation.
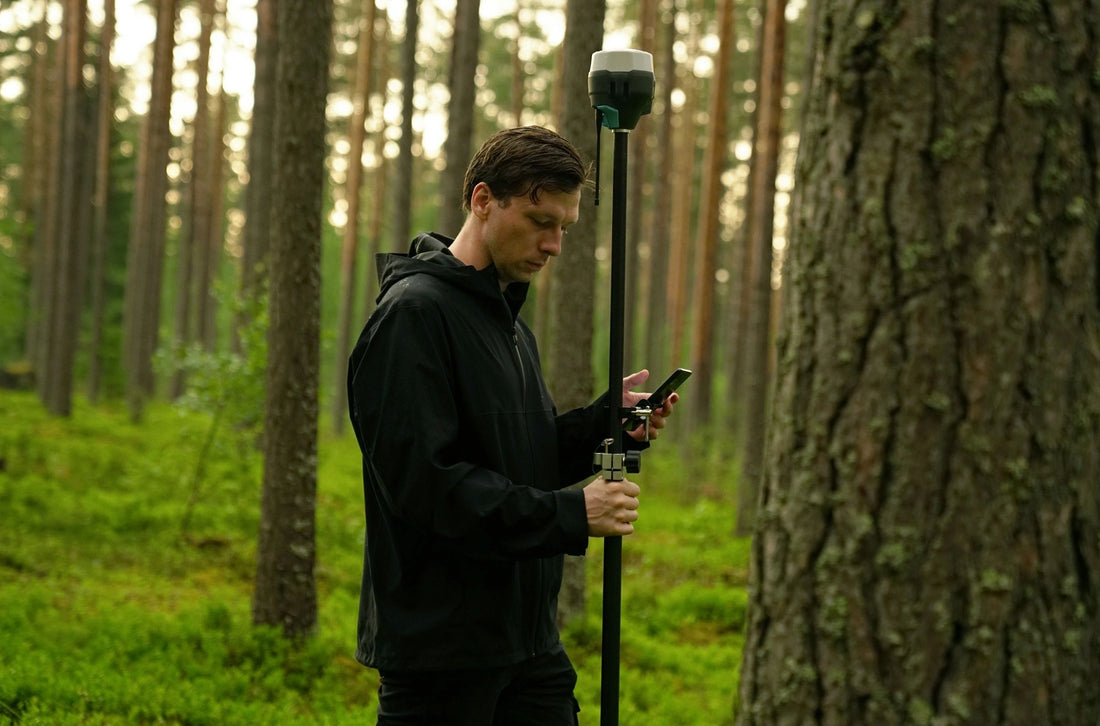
[461,126,591,212]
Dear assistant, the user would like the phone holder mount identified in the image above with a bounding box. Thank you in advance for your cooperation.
[593,438,642,480]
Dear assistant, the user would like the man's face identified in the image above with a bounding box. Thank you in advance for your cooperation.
[478,185,581,288]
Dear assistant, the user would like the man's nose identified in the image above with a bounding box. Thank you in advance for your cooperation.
[540,229,563,257]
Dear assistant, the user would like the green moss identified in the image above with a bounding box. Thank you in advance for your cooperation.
[1002,0,1043,24]
[931,127,958,163]
[1018,84,1060,111]
[820,594,849,639]
[1065,196,1088,222]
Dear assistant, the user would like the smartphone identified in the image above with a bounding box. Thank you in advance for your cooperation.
[623,367,691,430]
[644,367,692,410]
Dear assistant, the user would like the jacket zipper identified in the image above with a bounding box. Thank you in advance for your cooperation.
[512,324,544,656]
[512,327,527,393]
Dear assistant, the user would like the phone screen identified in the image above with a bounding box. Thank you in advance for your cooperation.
[646,367,692,409]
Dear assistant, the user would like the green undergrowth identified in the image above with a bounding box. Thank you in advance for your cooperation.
[0,391,748,725]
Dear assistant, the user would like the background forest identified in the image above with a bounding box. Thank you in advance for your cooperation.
[5,0,1100,725]
[1,0,797,723]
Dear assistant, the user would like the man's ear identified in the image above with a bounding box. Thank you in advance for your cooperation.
[469,182,494,219]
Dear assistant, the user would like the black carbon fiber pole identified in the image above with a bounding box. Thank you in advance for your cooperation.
[600,128,630,726]
[589,49,654,726]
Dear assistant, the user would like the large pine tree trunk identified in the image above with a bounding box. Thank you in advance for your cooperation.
[737,3,1100,724]
[252,0,332,640]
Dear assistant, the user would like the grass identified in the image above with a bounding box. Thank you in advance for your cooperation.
[0,390,748,725]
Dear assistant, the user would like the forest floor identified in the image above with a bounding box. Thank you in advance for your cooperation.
[0,390,748,725]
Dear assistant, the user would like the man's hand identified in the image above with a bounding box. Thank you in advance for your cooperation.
[621,369,679,442]
[584,476,641,536]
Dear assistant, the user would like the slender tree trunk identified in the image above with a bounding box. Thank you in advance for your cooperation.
[363,9,392,318]
[253,0,333,641]
[687,0,734,430]
[738,3,1100,723]
[24,3,52,376]
[391,0,419,251]
[41,0,90,417]
[551,0,606,630]
[332,0,378,435]
[33,5,66,402]
[644,0,678,382]
[169,0,217,399]
[87,0,115,404]
[123,0,178,422]
[534,27,565,351]
[735,0,786,536]
[437,0,480,236]
[237,0,278,349]
[192,0,219,353]
[666,1,699,392]
[623,0,658,370]
[510,3,524,126]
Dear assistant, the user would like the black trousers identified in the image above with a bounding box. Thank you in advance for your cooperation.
[375,646,581,726]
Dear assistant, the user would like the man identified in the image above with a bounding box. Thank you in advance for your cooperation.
[347,126,677,725]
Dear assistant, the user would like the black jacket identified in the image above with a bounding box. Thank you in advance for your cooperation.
[347,232,610,671]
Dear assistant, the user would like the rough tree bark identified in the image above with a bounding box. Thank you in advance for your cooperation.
[252,0,332,640]
[737,3,1100,724]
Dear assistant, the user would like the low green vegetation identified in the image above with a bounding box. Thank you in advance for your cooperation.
[0,391,747,725]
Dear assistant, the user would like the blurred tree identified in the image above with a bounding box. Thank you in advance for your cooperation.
[123,0,178,422]
[237,0,277,348]
[735,0,786,536]
[550,0,606,629]
[623,0,657,370]
[87,0,116,404]
[666,0,699,397]
[509,2,524,125]
[687,0,734,431]
[170,0,220,399]
[391,0,419,251]
[22,2,53,371]
[191,0,222,354]
[38,0,91,417]
[361,6,392,317]
[252,0,333,641]
[332,0,378,435]
[737,2,1100,723]
[643,0,678,382]
[436,0,480,237]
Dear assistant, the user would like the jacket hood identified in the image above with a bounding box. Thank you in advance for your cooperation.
[376,232,529,315]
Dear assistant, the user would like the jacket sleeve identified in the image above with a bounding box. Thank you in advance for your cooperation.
[348,298,589,561]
